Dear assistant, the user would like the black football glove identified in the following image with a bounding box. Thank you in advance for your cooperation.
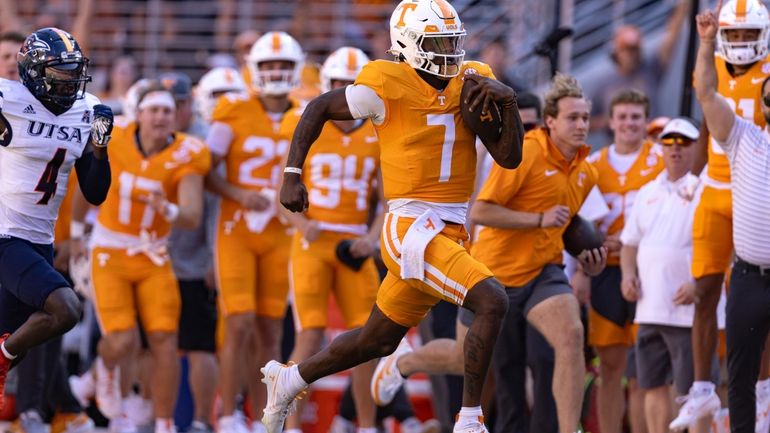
[90,104,113,148]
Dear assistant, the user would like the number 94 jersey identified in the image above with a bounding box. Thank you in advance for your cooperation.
[0,79,100,244]
[303,121,380,227]
[353,60,495,204]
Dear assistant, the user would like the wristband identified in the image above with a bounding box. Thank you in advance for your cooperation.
[501,98,517,109]
[71,221,86,239]
[284,167,302,175]
[537,212,544,228]
[162,202,180,223]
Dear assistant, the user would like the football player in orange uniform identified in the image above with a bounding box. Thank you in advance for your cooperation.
[204,31,304,433]
[280,46,382,433]
[575,89,664,433]
[673,0,770,429]
[262,1,526,433]
[85,84,211,433]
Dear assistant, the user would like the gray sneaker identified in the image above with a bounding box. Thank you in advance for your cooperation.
[18,411,48,433]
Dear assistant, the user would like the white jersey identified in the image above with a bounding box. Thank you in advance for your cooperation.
[0,79,100,244]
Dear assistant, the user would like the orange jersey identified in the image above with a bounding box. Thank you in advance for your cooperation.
[354,60,495,204]
[708,54,770,184]
[96,122,211,240]
[588,141,664,264]
[303,121,380,226]
[211,94,302,220]
[472,128,597,287]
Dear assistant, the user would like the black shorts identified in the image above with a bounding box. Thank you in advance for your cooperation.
[178,279,217,353]
[590,265,636,327]
[0,236,71,334]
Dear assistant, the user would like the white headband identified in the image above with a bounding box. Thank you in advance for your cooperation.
[137,91,176,111]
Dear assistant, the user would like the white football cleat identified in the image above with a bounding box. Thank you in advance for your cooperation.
[95,358,122,419]
[669,387,721,431]
[371,338,413,406]
[260,361,306,433]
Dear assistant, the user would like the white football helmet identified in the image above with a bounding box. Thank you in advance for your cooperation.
[389,0,466,78]
[246,31,305,95]
[717,0,770,65]
[195,67,247,122]
[320,47,370,93]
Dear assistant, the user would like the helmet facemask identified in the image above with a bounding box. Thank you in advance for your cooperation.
[414,32,465,78]
[21,54,90,114]
[717,27,769,65]
[250,60,299,96]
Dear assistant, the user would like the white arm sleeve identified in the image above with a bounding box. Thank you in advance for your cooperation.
[345,84,386,126]
[205,121,234,158]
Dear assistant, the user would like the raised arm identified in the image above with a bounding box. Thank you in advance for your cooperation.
[464,75,524,169]
[280,87,356,213]
[694,1,735,142]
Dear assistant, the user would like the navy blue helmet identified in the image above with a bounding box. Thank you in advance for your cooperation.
[18,27,91,114]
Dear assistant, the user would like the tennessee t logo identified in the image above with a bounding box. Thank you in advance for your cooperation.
[396,3,418,26]
[424,218,436,231]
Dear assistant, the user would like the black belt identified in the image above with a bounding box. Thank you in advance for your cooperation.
[735,257,770,276]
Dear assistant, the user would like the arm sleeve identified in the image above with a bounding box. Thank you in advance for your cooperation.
[74,151,111,205]
[205,122,234,158]
[345,84,386,125]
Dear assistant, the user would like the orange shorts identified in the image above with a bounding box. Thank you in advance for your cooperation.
[215,217,291,319]
[378,213,494,328]
[290,231,379,330]
[588,309,638,348]
[692,186,733,279]
[91,247,180,334]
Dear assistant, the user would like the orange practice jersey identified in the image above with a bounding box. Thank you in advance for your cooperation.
[708,54,770,184]
[211,94,302,220]
[472,128,597,287]
[303,121,380,226]
[589,141,664,264]
[96,122,211,239]
[354,60,495,204]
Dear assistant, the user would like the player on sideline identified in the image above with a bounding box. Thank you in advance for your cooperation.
[0,27,113,407]
[264,1,527,433]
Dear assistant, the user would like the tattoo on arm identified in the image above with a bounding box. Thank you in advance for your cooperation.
[486,103,524,169]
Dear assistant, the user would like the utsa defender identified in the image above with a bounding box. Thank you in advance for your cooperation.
[0,27,113,407]
[264,1,526,433]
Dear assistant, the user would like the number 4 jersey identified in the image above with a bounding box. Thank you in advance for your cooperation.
[0,78,101,244]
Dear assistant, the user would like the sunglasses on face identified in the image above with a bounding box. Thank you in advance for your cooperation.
[660,136,693,147]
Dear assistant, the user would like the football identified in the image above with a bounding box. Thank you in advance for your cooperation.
[562,215,604,257]
[460,78,502,145]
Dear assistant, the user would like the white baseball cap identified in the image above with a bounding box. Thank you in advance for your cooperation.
[660,117,699,140]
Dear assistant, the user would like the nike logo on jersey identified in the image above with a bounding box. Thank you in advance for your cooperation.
[752,77,766,84]
[26,121,84,143]
[639,168,655,176]
[545,169,558,176]
[365,135,378,143]
[22,105,36,115]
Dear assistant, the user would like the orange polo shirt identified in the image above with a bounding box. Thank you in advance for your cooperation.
[472,128,598,287]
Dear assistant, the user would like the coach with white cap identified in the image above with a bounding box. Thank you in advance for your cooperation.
[619,117,718,433]
[695,6,770,432]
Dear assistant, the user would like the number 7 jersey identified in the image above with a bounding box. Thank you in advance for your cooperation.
[352,60,495,205]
